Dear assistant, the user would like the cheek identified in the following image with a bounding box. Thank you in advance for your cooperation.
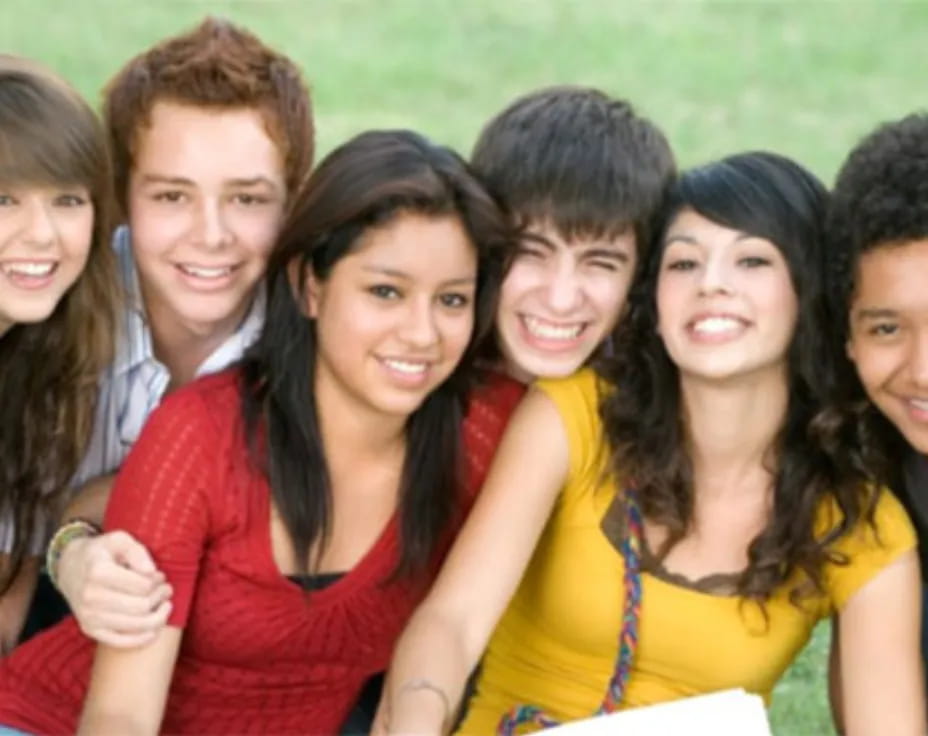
[589,272,633,316]
[499,262,543,308]
[62,210,95,266]
[233,208,285,255]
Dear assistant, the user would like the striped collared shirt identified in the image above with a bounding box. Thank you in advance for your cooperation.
[72,226,266,486]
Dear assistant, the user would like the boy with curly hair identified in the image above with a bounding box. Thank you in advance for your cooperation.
[829,113,928,670]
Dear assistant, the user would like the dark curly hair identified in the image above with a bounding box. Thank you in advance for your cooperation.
[826,113,928,479]
[599,151,878,606]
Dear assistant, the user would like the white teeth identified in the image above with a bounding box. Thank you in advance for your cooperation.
[180,264,233,279]
[692,317,743,335]
[383,359,427,375]
[3,262,54,276]
[524,316,583,340]
[910,399,928,411]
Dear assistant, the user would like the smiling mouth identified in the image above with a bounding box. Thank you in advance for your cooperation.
[380,358,430,375]
[521,315,587,341]
[176,263,238,279]
[688,315,750,339]
[1,261,57,278]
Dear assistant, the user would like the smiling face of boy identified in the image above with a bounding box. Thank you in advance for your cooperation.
[847,239,928,454]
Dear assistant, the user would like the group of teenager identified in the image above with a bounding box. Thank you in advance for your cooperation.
[0,14,926,736]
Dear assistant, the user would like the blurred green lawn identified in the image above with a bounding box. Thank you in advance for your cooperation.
[4,1,921,732]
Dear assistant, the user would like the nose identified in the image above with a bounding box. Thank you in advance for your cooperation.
[398,297,439,348]
[698,254,734,296]
[545,258,583,314]
[22,197,57,249]
[192,198,232,251]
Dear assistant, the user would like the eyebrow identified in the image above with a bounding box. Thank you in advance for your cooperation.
[664,232,769,248]
[361,265,477,286]
[138,174,280,189]
[854,307,898,321]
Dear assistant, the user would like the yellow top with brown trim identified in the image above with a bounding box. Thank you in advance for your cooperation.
[457,369,916,733]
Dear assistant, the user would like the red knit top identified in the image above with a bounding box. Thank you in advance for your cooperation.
[0,369,523,735]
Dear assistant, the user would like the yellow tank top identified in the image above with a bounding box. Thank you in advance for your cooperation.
[457,369,915,733]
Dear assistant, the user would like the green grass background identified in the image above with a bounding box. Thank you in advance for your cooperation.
[3,0,920,733]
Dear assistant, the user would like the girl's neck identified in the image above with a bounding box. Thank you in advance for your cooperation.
[313,365,408,476]
[680,365,789,498]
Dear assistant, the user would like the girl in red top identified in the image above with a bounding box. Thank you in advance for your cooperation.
[0,129,522,735]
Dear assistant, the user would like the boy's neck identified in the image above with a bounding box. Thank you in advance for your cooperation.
[143,289,252,389]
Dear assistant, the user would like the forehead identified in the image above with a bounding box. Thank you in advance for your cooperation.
[347,213,476,272]
[131,100,285,183]
[523,220,636,252]
[854,239,928,314]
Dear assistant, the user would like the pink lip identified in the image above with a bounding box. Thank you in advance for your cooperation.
[1,261,59,291]
[516,314,588,354]
[685,312,751,345]
[173,263,240,292]
[904,399,928,424]
[377,356,434,389]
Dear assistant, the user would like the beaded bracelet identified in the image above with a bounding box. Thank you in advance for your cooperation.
[45,518,102,589]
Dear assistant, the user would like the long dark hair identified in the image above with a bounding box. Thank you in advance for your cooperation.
[599,151,877,604]
[241,130,508,577]
[0,55,118,594]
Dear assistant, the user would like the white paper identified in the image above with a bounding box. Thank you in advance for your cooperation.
[544,689,771,735]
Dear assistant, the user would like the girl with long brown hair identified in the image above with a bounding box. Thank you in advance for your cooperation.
[0,55,118,653]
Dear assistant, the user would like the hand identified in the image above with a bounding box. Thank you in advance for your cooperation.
[57,531,172,647]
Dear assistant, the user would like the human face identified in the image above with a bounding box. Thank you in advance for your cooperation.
[128,101,286,337]
[657,209,798,384]
[0,183,93,335]
[307,212,478,421]
[847,240,928,453]
[496,222,636,382]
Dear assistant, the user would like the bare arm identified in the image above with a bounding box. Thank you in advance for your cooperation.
[78,625,182,735]
[837,549,925,735]
[828,617,845,735]
[63,473,117,527]
[54,474,171,648]
[0,555,40,654]
[376,389,571,734]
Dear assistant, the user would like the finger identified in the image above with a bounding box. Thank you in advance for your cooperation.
[86,600,173,637]
[85,584,172,618]
[106,532,160,576]
[86,562,164,597]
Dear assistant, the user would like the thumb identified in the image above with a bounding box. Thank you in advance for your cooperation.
[107,531,158,575]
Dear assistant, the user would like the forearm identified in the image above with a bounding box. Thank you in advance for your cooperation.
[0,555,40,655]
[383,609,479,734]
[62,473,117,527]
[78,711,155,736]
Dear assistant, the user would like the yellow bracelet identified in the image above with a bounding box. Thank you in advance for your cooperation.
[45,518,101,590]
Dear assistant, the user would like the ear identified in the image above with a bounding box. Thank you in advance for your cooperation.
[287,258,321,318]
[846,336,857,364]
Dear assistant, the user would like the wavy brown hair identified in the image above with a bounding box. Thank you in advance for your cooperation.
[599,152,879,606]
[0,55,118,593]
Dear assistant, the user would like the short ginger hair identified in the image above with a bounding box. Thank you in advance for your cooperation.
[103,16,314,214]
